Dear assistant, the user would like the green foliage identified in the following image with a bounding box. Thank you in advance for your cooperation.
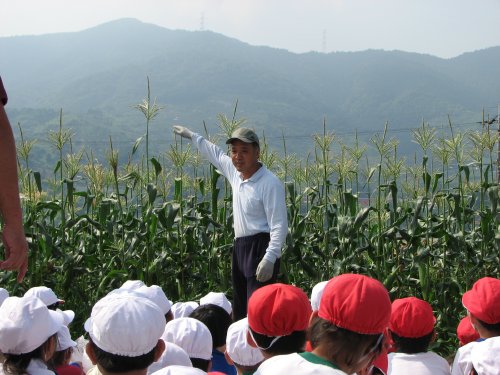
[3,90,499,359]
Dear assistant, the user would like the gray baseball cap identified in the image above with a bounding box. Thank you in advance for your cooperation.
[226,127,259,146]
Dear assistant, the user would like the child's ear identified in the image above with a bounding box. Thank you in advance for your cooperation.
[153,339,166,362]
[247,330,257,348]
[85,342,97,365]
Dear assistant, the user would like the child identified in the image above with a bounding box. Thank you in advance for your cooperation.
[469,336,500,375]
[162,317,213,372]
[84,293,166,375]
[247,283,312,359]
[451,277,500,375]
[255,274,392,374]
[225,318,264,374]
[0,296,65,375]
[200,292,232,316]
[456,317,480,347]
[387,297,450,374]
[190,304,236,375]
[50,325,84,375]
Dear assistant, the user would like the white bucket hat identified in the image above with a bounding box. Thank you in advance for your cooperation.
[162,317,212,360]
[200,292,232,315]
[120,279,146,291]
[226,318,264,366]
[84,294,166,357]
[0,296,64,354]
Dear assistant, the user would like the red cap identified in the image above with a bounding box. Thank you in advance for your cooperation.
[389,297,436,338]
[457,316,479,346]
[462,277,500,324]
[247,283,311,337]
[318,274,391,335]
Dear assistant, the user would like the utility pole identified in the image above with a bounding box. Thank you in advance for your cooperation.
[497,104,499,184]
[200,12,205,31]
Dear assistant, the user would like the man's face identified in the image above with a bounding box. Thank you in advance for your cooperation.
[230,140,260,177]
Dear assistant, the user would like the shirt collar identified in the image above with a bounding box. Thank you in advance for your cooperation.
[240,163,265,182]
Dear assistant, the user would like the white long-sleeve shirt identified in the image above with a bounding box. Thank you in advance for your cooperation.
[191,133,287,262]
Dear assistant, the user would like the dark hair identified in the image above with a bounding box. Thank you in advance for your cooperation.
[248,326,306,356]
[89,339,156,373]
[234,362,262,372]
[190,358,211,372]
[49,347,72,367]
[46,302,61,311]
[189,304,232,348]
[476,318,500,334]
[3,335,56,375]
[390,330,433,354]
[308,317,382,373]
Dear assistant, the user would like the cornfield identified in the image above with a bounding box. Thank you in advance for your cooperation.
[2,82,499,357]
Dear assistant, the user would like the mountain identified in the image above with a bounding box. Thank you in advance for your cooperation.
[1,18,498,167]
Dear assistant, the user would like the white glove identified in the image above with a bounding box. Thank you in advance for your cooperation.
[256,258,275,282]
[173,125,193,140]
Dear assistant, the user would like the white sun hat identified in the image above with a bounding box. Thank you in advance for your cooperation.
[0,296,64,354]
[84,293,165,356]
[200,292,232,315]
[171,301,199,319]
[226,317,264,367]
[136,285,172,316]
[147,342,192,374]
[151,366,206,375]
[120,279,146,291]
[162,317,212,360]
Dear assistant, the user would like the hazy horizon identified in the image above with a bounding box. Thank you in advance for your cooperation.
[1,0,500,59]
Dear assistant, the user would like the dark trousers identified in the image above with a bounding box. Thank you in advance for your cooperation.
[232,232,280,321]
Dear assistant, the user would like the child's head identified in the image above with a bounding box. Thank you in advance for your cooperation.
[462,277,500,338]
[389,297,436,353]
[136,285,174,322]
[225,318,264,373]
[161,317,212,371]
[312,273,391,374]
[189,303,232,351]
[84,293,166,374]
[0,296,64,373]
[457,316,480,346]
[247,283,311,357]
[50,325,77,367]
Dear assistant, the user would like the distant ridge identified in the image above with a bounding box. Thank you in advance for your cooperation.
[1,18,499,161]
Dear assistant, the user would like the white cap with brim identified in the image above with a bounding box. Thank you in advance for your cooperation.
[0,296,64,354]
[171,301,199,319]
[56,325,77,351]
[24,286,64,306]
[147,341,192,374]
[136,285,172,316]
[162,317,212,360]
[310,280,328,311]
[226,318,264,367]
[200,292,232,315]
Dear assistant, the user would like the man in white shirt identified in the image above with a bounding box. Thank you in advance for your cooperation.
[173,125,288,320]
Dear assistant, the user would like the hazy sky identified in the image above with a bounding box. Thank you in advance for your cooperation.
[1,0,500,58]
